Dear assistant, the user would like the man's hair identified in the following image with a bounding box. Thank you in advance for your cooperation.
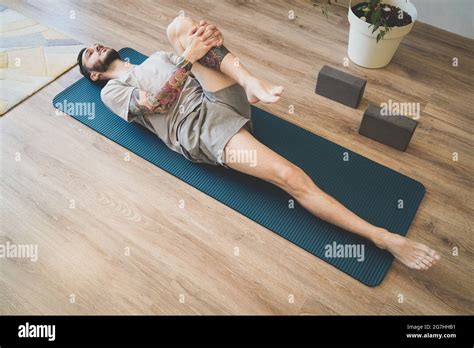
[77,47,93,81]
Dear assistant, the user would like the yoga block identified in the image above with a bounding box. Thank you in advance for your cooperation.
[359,104,418,151]
[315,65,366,108]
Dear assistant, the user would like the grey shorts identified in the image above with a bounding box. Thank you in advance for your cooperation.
[177,83,253,167]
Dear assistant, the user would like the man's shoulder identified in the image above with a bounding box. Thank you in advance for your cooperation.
[101,78,119,90]
[100,79,123,100]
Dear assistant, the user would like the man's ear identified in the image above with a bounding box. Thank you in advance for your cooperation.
[90,71,101,81]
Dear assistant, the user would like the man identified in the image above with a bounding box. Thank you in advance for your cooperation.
[77,16,439,270]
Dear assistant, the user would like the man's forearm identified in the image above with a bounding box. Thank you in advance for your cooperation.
[129,59,193,116]
[197,45,230,71]
[179,21,253,88]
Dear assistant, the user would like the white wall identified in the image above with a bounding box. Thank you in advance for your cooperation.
[410,0,474,39]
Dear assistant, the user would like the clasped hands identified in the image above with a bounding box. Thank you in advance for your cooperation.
[183,20,224,63]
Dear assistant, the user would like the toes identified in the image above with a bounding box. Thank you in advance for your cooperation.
[272,86,284,95]
[427,249,440,261]
[409,261,422,270]
[417,261,429,270]
[425,253,439,265]
[426,247,436,255]
[425,255,435,264]
[417,244,441,263]
[412,258,429,270]
[420,257,433,268]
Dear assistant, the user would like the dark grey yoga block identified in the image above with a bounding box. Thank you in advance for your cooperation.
[359,104,418,151]
[315,65,366,108]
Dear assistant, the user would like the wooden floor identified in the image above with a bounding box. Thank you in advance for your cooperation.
[1,0,473,315]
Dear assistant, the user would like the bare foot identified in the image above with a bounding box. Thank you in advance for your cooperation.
[376,231,440,270]
[244,77,284,104]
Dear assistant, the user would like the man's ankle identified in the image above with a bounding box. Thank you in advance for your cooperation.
[372,228,391,250]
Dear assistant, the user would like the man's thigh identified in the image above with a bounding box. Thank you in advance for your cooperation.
[223,127,296,187]
[193,63,236,93]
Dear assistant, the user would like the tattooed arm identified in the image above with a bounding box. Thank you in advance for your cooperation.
[187,20,230,71]
[129,23,218,117]
[198,45,230,71]
[129,58,193,116]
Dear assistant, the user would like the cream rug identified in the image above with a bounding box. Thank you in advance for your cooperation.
[0,5,84,115]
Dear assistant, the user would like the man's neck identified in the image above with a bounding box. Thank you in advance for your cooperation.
[105,59,135,80]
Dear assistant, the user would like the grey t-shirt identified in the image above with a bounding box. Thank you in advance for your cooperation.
[100,51,203,153]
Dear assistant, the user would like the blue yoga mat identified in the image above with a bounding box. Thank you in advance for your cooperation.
[53,48,425,286]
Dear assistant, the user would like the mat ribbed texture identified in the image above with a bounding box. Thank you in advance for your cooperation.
[53,48,425,286]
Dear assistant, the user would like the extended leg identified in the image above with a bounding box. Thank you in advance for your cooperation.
[167,16,284,103]
[224,127,440,270]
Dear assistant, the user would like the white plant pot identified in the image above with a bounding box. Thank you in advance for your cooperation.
[347,0,417,68]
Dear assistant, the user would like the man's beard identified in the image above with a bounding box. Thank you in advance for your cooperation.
[101,48,121,70]
[93,48,121,73]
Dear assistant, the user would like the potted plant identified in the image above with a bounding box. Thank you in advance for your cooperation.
[312,0,417,68]
[348,0,417,68]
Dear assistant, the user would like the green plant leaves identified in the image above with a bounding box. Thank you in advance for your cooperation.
[364,0,392,43]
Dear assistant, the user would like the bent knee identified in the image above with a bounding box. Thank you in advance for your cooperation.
[167,16,194,43]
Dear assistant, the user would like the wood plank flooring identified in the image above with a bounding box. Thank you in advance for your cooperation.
[1,0,472,314]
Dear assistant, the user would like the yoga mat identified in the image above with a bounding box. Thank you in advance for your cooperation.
[53,48,425,286]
